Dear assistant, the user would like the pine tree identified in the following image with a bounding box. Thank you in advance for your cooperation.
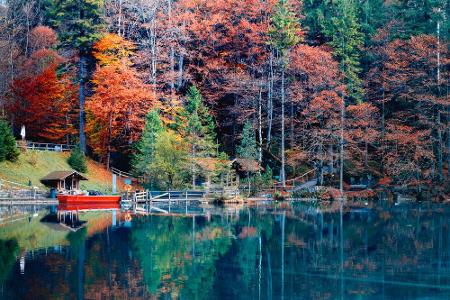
[132,109,164,177]
[0,120,19,162]
[237,121,258,160]
[46,0,104,152]
[268,0,301,187]
[323,0,364,102]
[67,146,87,173]
[177,85,217,188]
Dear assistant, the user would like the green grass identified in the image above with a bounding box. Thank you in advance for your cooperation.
[0,151,116,193]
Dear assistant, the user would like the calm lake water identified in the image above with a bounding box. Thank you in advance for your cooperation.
[1,202,450,299]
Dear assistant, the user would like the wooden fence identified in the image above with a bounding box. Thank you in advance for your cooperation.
[17,141,76,152]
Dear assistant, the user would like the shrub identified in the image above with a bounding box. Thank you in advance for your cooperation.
[68,147,87,173]
[0,120,19,162]
[27,151,38,166]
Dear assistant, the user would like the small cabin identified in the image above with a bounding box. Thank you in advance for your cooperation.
[40,171,88,191]
[231,158,262,184]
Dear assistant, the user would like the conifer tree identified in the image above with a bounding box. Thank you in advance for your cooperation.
[268,0,301,187]
[132,109,164,177]
[323,0,364,102]
[237,121,258,160]
[46,0,104,152]
[67,146,87,173]
[177,85,217,188]
[0,120,19,162]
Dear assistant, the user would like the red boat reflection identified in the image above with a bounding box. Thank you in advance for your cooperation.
[58,202,121,211]
[57,194,121,204]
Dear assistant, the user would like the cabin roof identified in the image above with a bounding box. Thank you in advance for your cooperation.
[231,158,261,173]
[194,157,229,172]
[40,170,88,182]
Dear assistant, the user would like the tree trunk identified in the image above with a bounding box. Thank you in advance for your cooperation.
[192,144,196,188]
[437,111,443,181]
[381,90,385,175]
[280,66,286,187]
[258,83,263,164]
[106,113,112,170]
[319,139,324,185]
[117,0,123,36]
[290,97,294,148]
[151,18,157,89]
[436,18,443,182]
[267,50,274,144]
[339,94,345,198]
[79,54,87,153]
[170,47,175,92]
[177,53,184,89]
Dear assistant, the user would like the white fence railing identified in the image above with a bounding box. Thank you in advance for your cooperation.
[17,141,76,152]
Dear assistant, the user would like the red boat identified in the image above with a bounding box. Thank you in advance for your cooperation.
[57,194,121,204]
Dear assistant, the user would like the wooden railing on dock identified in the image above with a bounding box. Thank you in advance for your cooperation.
[122,190,206,215]
[0,178,47,200]
[123,190,206,203]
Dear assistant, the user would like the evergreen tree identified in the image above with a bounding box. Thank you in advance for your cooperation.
[0,120,19,162]
[268,0,301,187]
[67,146,87,173]
[323,0,364,102]
[180,85,217,155]
[237,121,258,160]
[132,109,164,177]
[46,0,104,152]
[177,85,217,187]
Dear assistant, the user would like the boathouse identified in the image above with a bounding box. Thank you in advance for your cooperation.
[40,171,88,191]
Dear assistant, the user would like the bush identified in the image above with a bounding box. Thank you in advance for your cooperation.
[0,120,19,162]
[68,147,87,173]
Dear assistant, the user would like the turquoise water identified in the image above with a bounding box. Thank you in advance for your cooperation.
[1,202,450,299]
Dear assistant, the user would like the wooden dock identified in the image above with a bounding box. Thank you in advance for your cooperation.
[0,199,58,205]
[122,190,207,214]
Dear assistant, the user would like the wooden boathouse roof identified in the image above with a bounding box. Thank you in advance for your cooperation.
[40,171,88,182]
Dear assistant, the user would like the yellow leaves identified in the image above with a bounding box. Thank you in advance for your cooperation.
[92,33,135,66]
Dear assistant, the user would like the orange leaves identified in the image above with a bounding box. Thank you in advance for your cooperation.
[92,33,135,66]
[289,45,338,90]
[86,61,155,158]
[87,34,156,159]
[29,26,57,52]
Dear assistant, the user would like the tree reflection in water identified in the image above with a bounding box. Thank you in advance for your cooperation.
[1,203,450,299]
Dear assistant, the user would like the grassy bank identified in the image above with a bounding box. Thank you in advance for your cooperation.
[0,151,120,193]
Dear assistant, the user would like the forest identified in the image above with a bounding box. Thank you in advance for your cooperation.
[0,0,449,193]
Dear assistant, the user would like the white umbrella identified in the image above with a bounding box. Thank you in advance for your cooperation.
[20,125,26,140]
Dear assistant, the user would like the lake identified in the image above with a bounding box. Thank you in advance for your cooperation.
[1,201,450,299]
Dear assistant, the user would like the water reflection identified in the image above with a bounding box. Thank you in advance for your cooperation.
[0,202,450,299]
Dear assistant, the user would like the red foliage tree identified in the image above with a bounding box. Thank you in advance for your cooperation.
[87,34,155,166]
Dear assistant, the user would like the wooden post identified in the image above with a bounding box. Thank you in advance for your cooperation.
[185,191,188,214]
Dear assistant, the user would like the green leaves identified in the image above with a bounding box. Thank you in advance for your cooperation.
[132,109,164,177]
[237,121,258,160]
[46,0,104,51]
[322,0,364,102]
[180,85,217,157]
[67,146,87,173]
[268,0,302,56]
[0,120,19,163]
